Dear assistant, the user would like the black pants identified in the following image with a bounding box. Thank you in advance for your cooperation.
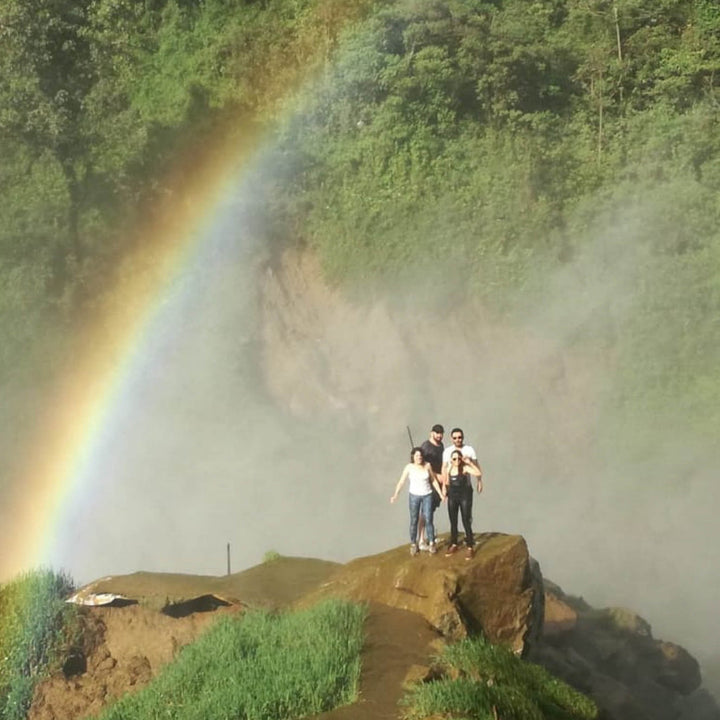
[447,484,474,547]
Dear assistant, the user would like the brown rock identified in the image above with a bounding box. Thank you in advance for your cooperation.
[603,607,652,637]
[530,580,712,720]
[303,532,544,656]
[402,664,434,687]
[656,641,701,695]
[94,655,117,673]
[544,587,579,636]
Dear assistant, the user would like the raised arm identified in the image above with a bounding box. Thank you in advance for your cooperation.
[462,456,484,492]
[463,456,482,476]
[390,465,410,503]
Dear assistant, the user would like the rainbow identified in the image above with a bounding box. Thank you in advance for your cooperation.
[0,1,373,583]
[2,153,252,582]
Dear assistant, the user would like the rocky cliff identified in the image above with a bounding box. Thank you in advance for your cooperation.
[29,536,718,720]
[300,532,717,720]
[531,581,719,720]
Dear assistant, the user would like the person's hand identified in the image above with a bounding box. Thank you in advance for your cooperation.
[390,494,397,503]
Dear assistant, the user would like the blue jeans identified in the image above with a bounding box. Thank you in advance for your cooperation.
[409,493,435,545]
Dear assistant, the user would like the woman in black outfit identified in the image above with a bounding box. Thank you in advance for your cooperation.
[444,449,483,559]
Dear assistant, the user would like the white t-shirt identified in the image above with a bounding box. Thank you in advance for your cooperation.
[407,464,432,496]
[442,444,477,465]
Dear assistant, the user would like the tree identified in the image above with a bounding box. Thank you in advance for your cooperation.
[0,0,97,280]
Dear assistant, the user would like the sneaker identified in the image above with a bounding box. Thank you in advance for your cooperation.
[410,543,419,557]
[429,542,438,555]
[465,547,474,560]
[418,541,429,551]
[445,544,458,557]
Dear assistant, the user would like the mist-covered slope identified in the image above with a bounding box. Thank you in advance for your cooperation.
[259,237,720,700]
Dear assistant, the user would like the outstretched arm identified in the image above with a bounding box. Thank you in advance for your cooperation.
[390,466,409,503]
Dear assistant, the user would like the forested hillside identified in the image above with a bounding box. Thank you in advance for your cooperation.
[277,0,720,458]
[2,0,719,456]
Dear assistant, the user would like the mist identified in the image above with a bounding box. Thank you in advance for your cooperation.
[250,188,720,696]
[0,151,718,703]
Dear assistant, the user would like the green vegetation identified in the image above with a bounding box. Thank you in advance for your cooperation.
[0,0,376,483]
[97,598,366,720]
[0,570,77,720]
[275,0,720,457]
[403,635,598,720]
[2,0,719,475]
[263,549,282,563]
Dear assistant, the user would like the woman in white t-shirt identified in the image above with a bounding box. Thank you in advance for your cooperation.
[390,447,445,556]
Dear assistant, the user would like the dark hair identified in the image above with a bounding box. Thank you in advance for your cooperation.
[431,424,444,433]
[451,427,464,437]
[411,447,425,462]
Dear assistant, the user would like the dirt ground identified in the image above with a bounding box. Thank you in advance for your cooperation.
[312,603,440,720]
[28,557,441,720]
[28,603,239,720]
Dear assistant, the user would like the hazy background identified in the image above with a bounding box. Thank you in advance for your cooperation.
[2,159,708,698]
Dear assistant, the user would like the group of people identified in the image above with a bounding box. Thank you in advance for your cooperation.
[390,424,483,559]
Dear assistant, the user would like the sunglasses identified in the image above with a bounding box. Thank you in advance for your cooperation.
[452,436,463,441]
[451,456,461,461]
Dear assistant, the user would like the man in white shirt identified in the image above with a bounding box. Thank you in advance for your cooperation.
[442,427,478,476]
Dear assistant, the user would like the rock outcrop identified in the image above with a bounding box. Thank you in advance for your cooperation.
[28,542,719,720]
[530,580,720,720]
[304,532,544,656]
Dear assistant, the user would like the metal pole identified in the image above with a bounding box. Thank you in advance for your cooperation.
[226,543,231,576]
[406,425,415,449]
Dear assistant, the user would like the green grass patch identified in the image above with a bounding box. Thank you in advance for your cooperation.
[402,635,598,720]
[98,598,366,720]
[0,569,77,720]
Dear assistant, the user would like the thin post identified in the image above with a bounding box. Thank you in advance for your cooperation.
[613,2,622,63]
[406,425,415,449]
[226,543,231,576]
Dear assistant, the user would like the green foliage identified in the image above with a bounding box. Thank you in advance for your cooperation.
[270,0,720,458]
[403,635,598,720]
[263,549,282,563]
[98,599,367,720]
[0,0,719,485]
[0,569,77,720]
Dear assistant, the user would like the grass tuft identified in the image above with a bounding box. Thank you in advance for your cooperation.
[403,635,598,720]
[0,569,77,720]
[98,598,367,720]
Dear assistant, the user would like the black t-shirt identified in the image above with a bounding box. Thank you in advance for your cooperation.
[420,439,444,474]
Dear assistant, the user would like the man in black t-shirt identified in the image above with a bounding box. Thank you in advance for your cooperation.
[418,424,445,549]
[420,424,445,479]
